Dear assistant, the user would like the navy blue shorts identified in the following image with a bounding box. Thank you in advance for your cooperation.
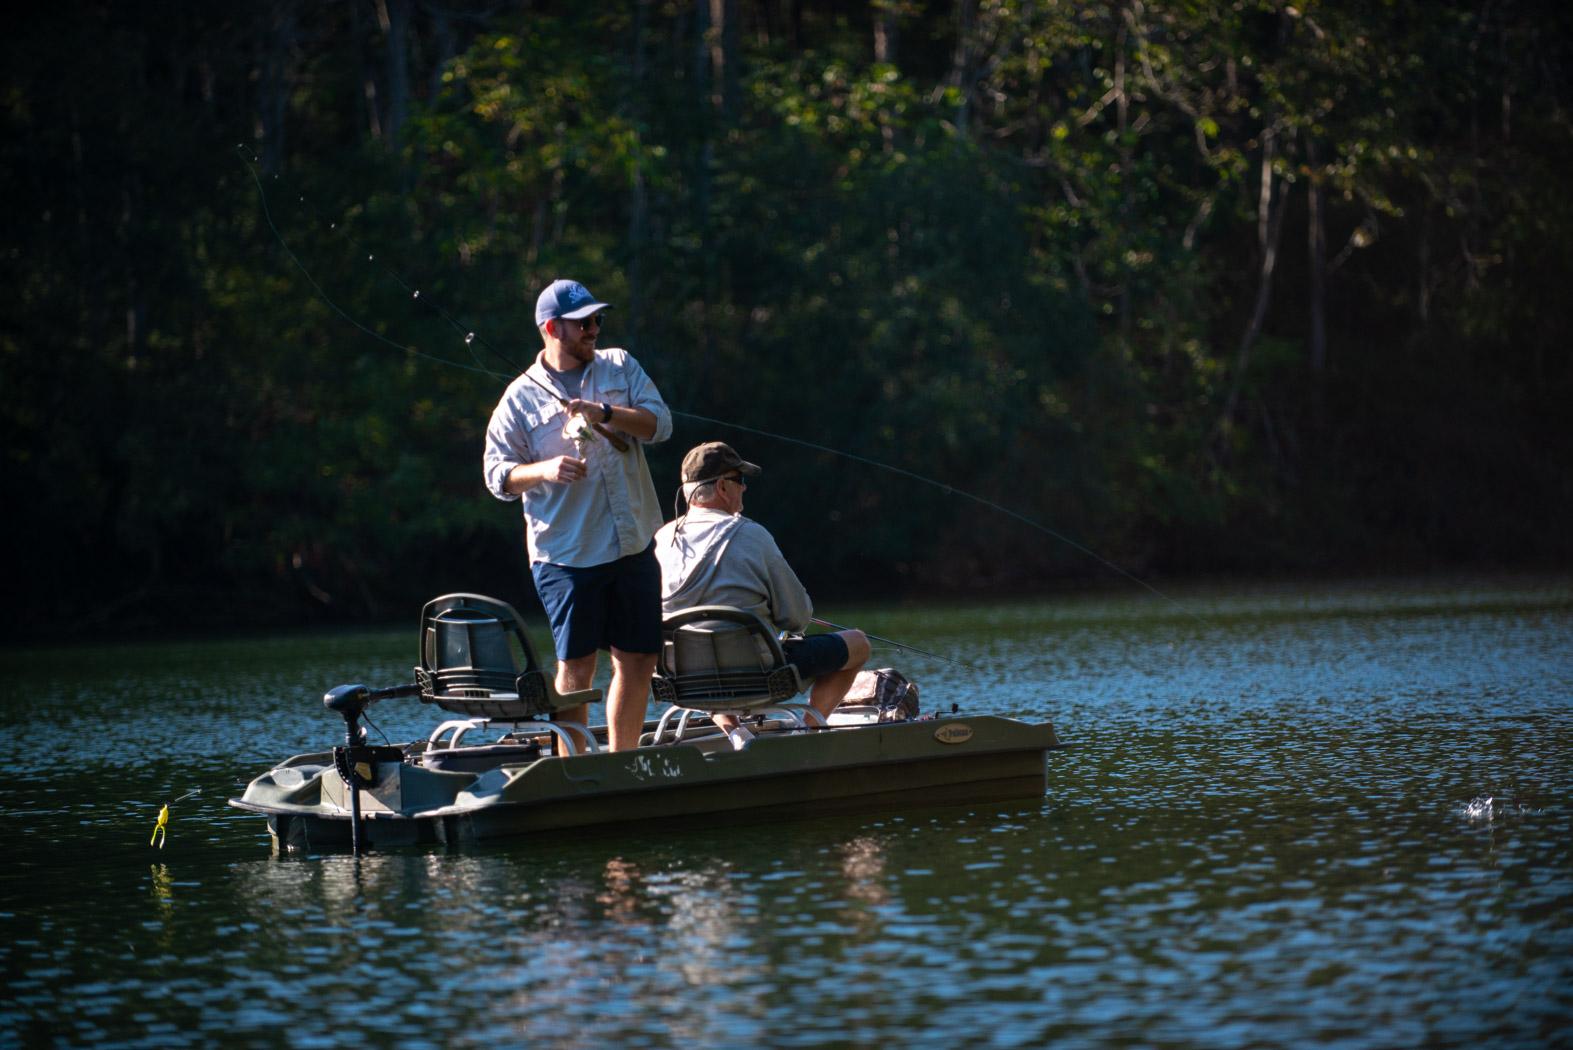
[531,543,663,660]
[781,634,850,680]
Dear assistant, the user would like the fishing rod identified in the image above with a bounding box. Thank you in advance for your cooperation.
[521,371,631,452]
[811,617,976,669]
[240,148,1196,621]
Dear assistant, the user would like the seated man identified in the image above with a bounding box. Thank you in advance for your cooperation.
[653,441,870,724]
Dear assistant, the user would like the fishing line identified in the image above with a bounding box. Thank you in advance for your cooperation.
[812,616,981,670]
[240,147,1194,620]
[238,145,520,381]
[677,409,1195,618]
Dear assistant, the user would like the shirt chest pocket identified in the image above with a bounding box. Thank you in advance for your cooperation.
[519,401,568,454]
[594,379,629,408]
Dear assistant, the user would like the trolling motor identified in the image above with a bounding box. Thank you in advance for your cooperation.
[323,683,419,854]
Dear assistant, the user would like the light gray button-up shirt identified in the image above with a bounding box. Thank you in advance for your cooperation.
[483,347,672,567]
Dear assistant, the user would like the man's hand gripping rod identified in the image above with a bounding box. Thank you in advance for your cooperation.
[524,373,630,452]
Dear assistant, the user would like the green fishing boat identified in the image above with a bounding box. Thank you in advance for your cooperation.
[229,593,1063,853]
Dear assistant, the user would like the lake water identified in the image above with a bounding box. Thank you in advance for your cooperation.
[2,576,1570,1048]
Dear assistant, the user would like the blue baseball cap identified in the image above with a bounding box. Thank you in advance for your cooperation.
[534,279,612,326]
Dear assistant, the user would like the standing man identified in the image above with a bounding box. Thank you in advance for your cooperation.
[483,279,672,751]
[653,442,870,724]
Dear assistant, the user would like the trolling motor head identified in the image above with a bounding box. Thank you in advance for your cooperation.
[323,682,423,747]
[323,684,372,747]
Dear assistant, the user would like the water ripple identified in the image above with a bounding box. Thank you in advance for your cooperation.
[2,578,1570,1047]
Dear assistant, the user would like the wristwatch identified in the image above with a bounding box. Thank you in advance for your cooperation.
[601,402,613,423]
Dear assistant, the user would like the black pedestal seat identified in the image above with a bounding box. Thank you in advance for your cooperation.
[649,605,820,749]
[414,593,603,767]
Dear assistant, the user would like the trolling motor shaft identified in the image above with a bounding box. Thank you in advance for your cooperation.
[323,683,418,853]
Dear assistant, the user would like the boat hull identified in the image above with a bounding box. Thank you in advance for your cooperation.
[229,715,1059,853]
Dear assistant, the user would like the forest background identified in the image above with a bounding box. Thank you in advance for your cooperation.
[5,0,1571,638]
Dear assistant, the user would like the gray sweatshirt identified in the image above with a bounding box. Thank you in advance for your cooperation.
[652,507,814,633]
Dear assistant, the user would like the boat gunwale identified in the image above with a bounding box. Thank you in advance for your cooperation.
[228,714,1059,822]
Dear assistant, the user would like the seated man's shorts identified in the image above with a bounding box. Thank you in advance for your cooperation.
[781,633,850,681]
[532,543,663,660]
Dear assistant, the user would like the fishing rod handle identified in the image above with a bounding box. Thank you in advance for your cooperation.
[592,422,631,452]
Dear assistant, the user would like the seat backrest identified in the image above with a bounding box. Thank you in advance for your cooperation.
[415,593,557,719]
[669,618,775,674]
[653,605,804,711]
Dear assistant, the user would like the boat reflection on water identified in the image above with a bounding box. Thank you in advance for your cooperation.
[220,825,903,995]
[839,835,889,907]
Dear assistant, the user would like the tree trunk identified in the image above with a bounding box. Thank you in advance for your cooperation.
[1115,10,1131,333]
[1219,128,1289,433]
[380,0,412,149]
[692,0,716,395]
[948,0,977,134]
[692,0,711,101]
[258,2,296,174]
[874,1,898,64]
[625,0,651,346]
[709,0,739,120]
[1305,134,1326,377]
[429,5,454,101]
[352,0,382,141]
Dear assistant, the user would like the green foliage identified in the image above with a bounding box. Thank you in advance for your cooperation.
[3,0,1570,636]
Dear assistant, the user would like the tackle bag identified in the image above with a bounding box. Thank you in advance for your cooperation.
[839,667,921,722]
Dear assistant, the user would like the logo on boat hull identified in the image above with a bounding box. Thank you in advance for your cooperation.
[934,723,973,744]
